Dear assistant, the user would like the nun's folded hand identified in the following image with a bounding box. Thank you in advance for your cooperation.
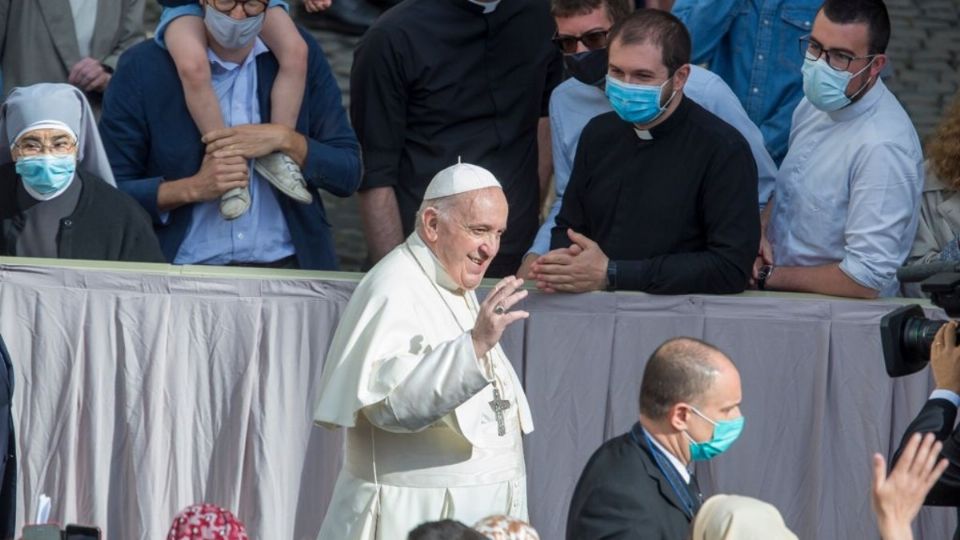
[68,57,110,93]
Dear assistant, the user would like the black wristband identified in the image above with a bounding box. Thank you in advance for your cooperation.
[606,260,618,291]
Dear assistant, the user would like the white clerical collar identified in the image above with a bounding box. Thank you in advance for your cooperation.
[633,128,653,140]
[469,0,500,13]
[406,232,464,294]
[643,427,691,483]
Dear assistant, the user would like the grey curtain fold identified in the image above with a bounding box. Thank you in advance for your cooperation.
[0,263,954,539]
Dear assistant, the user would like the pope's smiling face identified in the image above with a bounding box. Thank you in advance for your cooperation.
[422,187,508,290]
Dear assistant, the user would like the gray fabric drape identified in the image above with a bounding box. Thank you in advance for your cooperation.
[0,262,954,539]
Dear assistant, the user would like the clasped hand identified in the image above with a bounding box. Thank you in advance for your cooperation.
[203,124,292,160]
[530,229,608,293]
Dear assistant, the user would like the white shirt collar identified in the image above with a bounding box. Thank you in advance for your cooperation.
[827,77,887,123]
[642,427,691,483]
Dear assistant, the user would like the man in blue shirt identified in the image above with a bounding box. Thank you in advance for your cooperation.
[756,0,922,298]
[100,0,361,269]
[672,0,822,164]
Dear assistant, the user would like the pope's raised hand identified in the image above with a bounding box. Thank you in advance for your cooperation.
[471,276,529,358]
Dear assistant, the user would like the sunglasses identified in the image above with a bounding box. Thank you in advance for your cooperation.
[551,29,609,54]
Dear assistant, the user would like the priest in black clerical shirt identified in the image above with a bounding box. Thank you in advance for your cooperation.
[351,0,562,277]
[531,10,760,295]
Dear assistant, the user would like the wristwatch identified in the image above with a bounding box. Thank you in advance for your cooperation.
[606,260,618,291]
[757,264,774,290]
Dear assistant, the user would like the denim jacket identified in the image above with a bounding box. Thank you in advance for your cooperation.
[673,0,822,164]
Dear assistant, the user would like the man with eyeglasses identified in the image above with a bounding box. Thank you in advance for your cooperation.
[530,9,759,295]
[755,0,923,299]
[100,0,361,270]
[0,83,163,262]
[518,0,776,279]
[350,0,562,277]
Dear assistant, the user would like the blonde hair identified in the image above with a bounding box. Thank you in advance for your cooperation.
[928,91,960,190]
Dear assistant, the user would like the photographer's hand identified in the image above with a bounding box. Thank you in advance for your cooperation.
[931,321,960,394]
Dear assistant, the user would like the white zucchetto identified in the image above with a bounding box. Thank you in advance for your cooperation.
[423,162,502,200]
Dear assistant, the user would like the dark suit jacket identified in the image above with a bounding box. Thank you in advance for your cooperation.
[566,425,694,540]
[0,336,16,540]
[894,398,960,539]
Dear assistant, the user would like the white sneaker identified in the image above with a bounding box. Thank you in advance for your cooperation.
[254,152,313,204]
[219,186,251,220]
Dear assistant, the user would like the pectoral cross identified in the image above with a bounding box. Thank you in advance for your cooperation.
[489,386,511,436]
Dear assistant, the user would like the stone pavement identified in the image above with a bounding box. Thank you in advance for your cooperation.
[143,1,960,271]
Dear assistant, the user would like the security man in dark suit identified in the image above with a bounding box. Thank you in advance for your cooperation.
[0,335,15,540]
[567,337,744,539]
[895,320,960,540]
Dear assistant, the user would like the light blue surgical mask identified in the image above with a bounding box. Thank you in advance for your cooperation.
[801,56,875,112]
[605,75,676,125]
[16,154,77,196]
[685,406,744,461]
[203,6,264,50]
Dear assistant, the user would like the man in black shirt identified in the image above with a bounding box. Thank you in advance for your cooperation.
[351,0,562,276]
[532,10,759,294]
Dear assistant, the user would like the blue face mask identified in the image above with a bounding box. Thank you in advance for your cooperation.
[16,154,77,195]
[605,75,675,125]
[685,406,744,461]
[801,56,875,112]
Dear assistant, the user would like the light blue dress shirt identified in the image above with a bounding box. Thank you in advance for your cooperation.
[673,0,822,165]
[173,39,296,265]
[768,80,923,297]
[528,65,775,256]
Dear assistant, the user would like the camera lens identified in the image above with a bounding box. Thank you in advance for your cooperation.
[902,318,945,361]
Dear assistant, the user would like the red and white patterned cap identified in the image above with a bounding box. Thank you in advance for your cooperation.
[473,515,540,540]
[166,503,249,540]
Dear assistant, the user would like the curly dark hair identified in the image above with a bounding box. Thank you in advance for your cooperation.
[928,91,960,190]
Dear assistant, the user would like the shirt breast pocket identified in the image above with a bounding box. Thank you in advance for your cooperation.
[798,181,849,242]
[779,7,817,70]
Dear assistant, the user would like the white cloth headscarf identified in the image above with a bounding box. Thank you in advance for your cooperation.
[0,83,115,186]
[692,494,798,540]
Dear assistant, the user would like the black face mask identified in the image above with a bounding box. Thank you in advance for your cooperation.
[563,48,609,87]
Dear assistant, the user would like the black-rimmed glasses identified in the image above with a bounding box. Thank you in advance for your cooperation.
[799,36,877,71]
[209,0,269,16]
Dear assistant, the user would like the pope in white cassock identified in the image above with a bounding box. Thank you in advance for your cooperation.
[314,162,535,539]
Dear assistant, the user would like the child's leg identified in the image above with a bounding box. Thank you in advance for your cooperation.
[260,6,307,129]
[165,15,226,136]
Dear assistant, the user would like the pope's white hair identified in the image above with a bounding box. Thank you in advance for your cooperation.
[414,193,463,232]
